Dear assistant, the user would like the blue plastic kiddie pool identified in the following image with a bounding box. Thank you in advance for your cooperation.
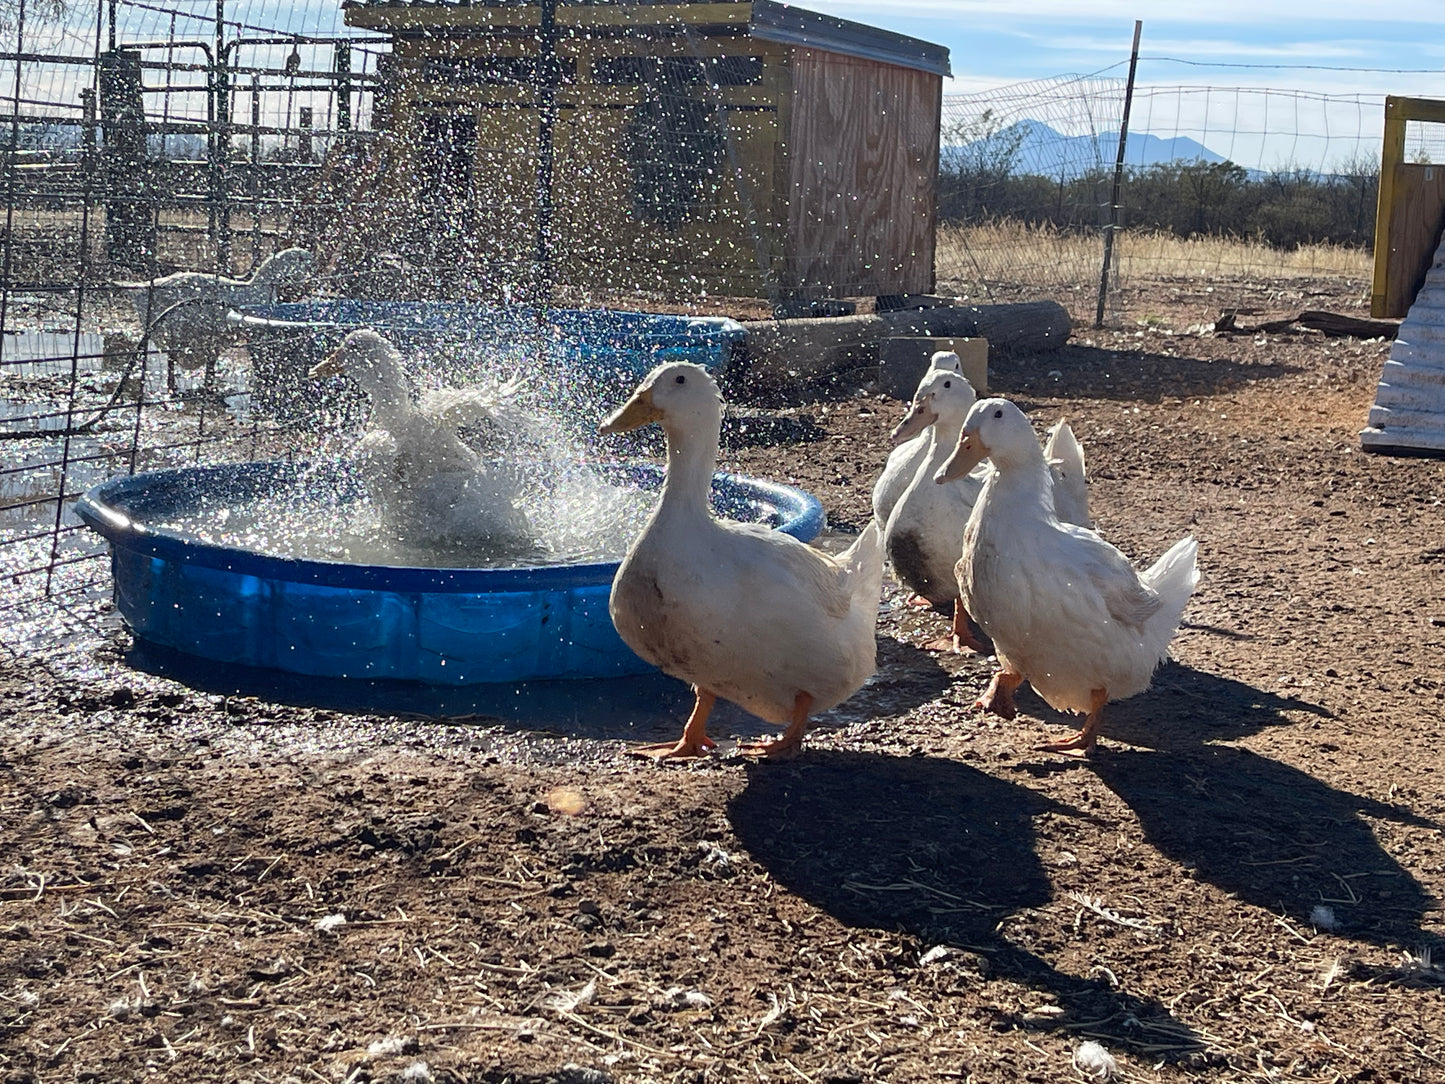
[75,460,824,685]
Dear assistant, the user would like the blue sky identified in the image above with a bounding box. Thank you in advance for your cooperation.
[803,2,1445,168]
[25,0,1445,170]
[801,1,1445,98]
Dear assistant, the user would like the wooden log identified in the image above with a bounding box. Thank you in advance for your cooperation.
[737,313,889,389]
[878,300,1071,353]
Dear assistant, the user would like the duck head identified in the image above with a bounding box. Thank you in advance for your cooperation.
[935,397,1038,483]
[253,247,315,295]
[928,349,963,375]
[891,366,977,445]
[309,328,412,412]
[599,361,721,437]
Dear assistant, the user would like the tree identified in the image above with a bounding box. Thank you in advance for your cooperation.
[1,0,70,39]
[937,109,1028,221]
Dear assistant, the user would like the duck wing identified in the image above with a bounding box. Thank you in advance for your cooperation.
[1067,526,1162,630]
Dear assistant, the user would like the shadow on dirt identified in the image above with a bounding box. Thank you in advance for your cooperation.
[123,632,952,747]
[124,637,697,738]
[1002,662,1441,955]
[1090,745,1442,954]
[727,749,1209,1053]
[995,342,1302,403]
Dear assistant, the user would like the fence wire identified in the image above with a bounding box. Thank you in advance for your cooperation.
[0,0,1418,662]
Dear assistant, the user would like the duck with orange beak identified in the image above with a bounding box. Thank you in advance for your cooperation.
[600,362,884,760]
[935,397,1199,755]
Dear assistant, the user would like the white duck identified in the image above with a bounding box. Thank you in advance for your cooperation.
[936,397,1198,755]
[871,350,965,530]
[310,329,533,549]
[600,361,885,760]
[888,378,1095,653]
[1043,418,1090,528]
[118,248,315,391]
[882,366,987,652]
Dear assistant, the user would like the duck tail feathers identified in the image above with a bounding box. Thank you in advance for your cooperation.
[840,520,886,604]
[1143,535,1199,622]
[1045,419,1091,528]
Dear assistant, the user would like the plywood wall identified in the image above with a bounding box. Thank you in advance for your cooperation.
[1380,163,1445,318]
[784,49,940,298]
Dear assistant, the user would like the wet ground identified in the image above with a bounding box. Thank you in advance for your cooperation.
[1,278,1443,1083]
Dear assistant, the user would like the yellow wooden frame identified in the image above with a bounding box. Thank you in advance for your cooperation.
[1371,95,1445,317]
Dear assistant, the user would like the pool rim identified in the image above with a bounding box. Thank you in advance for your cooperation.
[73,459,826,593]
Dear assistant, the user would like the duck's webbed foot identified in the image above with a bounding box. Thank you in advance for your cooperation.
[975,668,1023,720]
[629,688,717,761]
[1036,688,1108,758]
[737,692,813,761]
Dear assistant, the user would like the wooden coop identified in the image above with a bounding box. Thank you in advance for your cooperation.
[335,0,950,303]
[1371,95,1445,319]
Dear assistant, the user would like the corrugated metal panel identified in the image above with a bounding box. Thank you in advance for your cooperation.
[748,0,951,78]
[1360,232,1445,455]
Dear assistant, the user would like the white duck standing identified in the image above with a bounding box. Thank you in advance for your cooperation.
[882,365,987,652]
[600,361,885,760]
[310,329,533,549]
[871,350,965,530]
[117,248,315,391]
[889,378,1095,654]
[1043,418,1090,528]
[936,397,1198,755]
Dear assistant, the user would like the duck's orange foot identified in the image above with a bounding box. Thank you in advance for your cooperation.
[922,633,963,654]
[736,692,812,761]
[628,734,718,760]
[735,735,804,761]
[906,593,933,609]
[1036,689,1107,758]
[975,669,1023,720]
[1035,733,1095,758]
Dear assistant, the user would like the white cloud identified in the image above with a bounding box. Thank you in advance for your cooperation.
[818,0,1445,24]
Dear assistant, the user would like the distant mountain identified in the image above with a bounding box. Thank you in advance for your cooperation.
[945,118,1228,178]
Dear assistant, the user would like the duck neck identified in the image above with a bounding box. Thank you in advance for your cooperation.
[658,414,720,521]
[363,367,415,429]
[991,445,1056,518]
[924,416,967,470]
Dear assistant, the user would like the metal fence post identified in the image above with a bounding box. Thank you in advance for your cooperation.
[1095,20,1141,329]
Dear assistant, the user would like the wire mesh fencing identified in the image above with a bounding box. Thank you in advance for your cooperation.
[0,0,1409,665]
[936,80,1384,320]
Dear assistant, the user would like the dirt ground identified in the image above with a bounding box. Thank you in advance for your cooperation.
[1,278,1442,1084]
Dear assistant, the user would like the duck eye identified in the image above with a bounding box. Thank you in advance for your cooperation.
[943,380,952,388]
[993,408,1003,418]
[675,374,686,384]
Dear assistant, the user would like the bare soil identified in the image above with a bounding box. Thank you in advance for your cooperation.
[2,278,1443,1084]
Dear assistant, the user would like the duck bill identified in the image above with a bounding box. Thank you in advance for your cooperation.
[599,386,663,435]
[308,348,344,379]
[935,432,987,483]
[890,401,937,445]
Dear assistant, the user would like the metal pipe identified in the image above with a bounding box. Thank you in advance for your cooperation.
[1094,19,1142,330]
[534,0,558,308]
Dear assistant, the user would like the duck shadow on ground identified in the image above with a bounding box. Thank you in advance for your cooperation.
[1010,663,1441,956]
[727,749,1209,1053]
[1088,744,1443,955]
[1012,660,1331,754]
[124,630,953,748]
[992,342,1303,403]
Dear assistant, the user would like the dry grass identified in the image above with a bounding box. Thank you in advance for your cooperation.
[936,219,1372,308]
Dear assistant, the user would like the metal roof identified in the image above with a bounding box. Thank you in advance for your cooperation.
[747,1,950,78]
[1360,231,1445,456]
[341,0,951,78]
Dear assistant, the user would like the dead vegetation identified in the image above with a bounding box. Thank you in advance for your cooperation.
[1,273,1442,1084]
